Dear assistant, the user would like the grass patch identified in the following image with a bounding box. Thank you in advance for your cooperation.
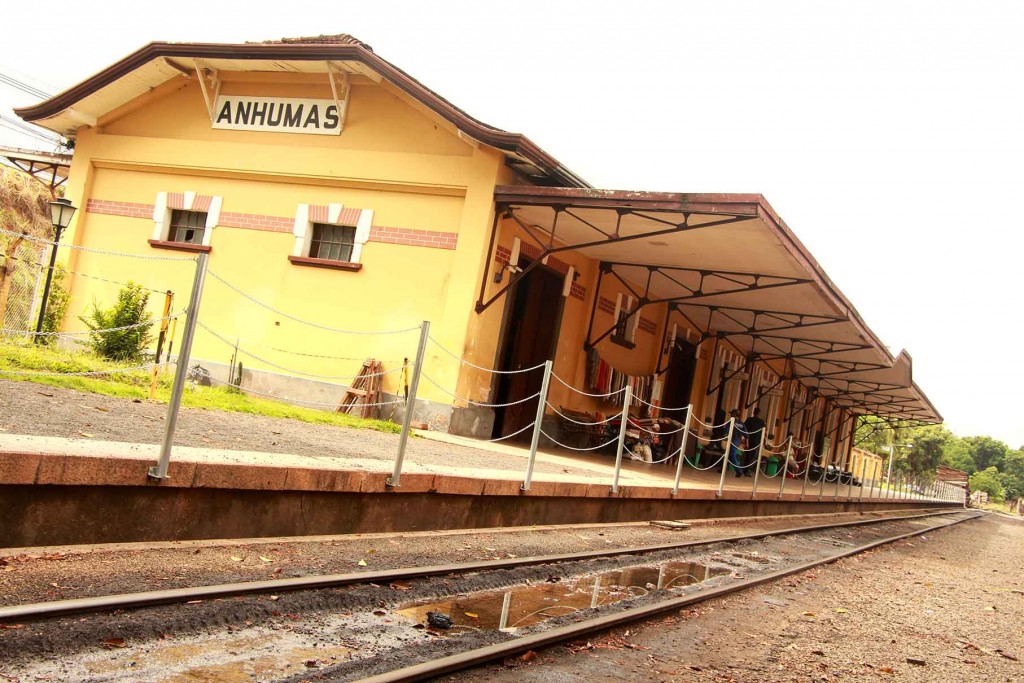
[0,339,400,434]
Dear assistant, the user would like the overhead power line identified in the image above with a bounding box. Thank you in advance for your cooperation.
[0,70,51,100]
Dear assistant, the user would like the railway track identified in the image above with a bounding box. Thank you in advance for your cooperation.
[0,508,978,682]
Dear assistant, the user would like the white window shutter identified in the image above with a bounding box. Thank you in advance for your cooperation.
[152,192,169,240]
[293,204,310,256]
[203,196,222,247]
[350,209,373,264]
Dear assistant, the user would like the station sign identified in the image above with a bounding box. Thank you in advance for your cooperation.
[212,96,342,136]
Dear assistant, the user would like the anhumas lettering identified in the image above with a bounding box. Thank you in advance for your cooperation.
[212,97,341,135]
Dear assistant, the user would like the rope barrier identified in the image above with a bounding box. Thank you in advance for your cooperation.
[197,323,404,382]
[0,361,173,378]
[2,312,185,338]
[420,373,541,409]
[545,403,619,426]
[427,336,544,375]
[550,371,626,398]
[0,226,197,262]
[628,421,689,437]
[540,429,620,452]
[206,270,421,336]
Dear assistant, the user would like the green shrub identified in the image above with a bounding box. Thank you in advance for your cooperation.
[80,282,154,361]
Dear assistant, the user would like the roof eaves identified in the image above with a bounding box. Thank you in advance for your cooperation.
[15,41,590,189]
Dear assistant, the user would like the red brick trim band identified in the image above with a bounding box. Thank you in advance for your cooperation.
[596,296,655,335]
[287,255,363,272]
[495,244,586,301]
[85,199,458,251]
[85,199,153,219]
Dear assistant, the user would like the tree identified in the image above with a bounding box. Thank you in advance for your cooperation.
[906,427,945,475]
[0,167,52,325]
[80,283,154,361]
[964,435,1008,472]
[999,450,1024,501]
[969,467,1005,503]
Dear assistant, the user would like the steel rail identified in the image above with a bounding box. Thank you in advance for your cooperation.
[360,511,982,683]
[0,508,962,623]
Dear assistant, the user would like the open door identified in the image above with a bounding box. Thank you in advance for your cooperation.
[492,260,564,439]
[663,338,697,409]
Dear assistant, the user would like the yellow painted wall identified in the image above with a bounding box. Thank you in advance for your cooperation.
[56,71,509,404]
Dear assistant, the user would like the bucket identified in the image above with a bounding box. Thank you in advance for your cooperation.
[766,456,779,477]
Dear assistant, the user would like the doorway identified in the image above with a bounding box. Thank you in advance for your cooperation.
[663,338,697,409]
[492,260,564,439]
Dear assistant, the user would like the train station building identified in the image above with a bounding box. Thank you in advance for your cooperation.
[15,34,940,475]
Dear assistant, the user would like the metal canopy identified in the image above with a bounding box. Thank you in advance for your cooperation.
[0,145,72,196]
[489,185,941,423]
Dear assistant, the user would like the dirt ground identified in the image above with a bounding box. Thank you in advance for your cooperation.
[0,378,595,478]
[452,513,1023,683]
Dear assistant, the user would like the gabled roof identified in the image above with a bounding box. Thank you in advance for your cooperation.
[15,35,588,188]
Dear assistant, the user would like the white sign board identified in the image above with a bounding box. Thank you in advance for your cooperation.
[212,96,342,136]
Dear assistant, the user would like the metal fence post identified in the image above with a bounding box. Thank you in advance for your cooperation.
[818,451,828,501]
[149,252,209,480]
[778,437,792,499]
[522,360,553,492]
[800,447,813,500]
[751,430,765,499]
[716,417,736,497]
[387,320,430,488]
[670,405,693,496]
[610,385,632,494]
[858,458,867,503]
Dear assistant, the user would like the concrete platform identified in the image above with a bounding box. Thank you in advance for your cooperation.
[0,433,954,547]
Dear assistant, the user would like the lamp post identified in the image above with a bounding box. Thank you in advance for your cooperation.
[34,198,76,341]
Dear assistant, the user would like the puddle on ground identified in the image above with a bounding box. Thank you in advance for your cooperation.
[77,630,351,682]
[396,561,728,631]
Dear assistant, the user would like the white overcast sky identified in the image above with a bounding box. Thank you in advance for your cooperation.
[1,1,1020,448]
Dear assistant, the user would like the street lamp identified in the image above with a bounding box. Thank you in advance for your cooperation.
[34,198,77,341]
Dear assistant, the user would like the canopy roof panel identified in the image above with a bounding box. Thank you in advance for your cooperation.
[494,185,941,423]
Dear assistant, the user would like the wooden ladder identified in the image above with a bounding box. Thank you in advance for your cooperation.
[336,359,383,418]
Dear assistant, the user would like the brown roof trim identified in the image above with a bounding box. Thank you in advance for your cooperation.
[15,41,589,189]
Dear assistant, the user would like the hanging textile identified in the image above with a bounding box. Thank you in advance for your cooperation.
[584,349,654,407]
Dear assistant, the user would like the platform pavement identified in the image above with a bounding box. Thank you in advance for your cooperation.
[0,430,876,501]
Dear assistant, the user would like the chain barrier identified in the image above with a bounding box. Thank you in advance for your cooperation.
[484,421,538,443]
[540,429,621,452]
[206,270,421,336]
[690,415,732,431]
[427,335,544,375]
[545,402,619,426]
[204,375,404,409]
[0,226,197,262]
[0,361,173,378]
[419,373,541,409]
[1,252,169,294]
[550,371,626,398]
[684,453,726,471]
[629,394,689,411]
[2,312,185,339]
[197,322,404,382]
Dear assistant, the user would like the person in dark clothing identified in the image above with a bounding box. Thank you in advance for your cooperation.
[744,407,766,472]
[728,408,748,477]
